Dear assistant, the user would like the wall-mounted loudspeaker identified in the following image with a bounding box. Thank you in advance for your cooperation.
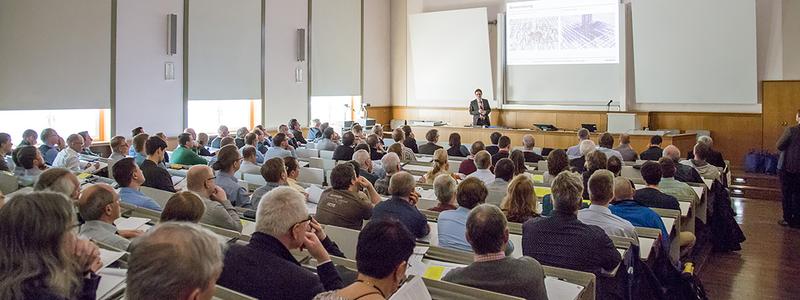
[296,29,306,62]
[167,14,177,56]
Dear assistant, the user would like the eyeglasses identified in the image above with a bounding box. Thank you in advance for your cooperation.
[206,176,217,181]
[290,215,313,232]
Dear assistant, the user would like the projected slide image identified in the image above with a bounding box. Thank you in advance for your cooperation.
[506,0,619,65]
[560,13,616,50]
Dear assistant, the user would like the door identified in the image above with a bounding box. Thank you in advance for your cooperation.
[762,81,800,151]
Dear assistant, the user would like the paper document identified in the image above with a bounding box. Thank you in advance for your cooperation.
[406,246,430,276]
[420,259,467,281]
[389,276,432,300]
[415,187,436,200]
[545,277,584,300]
[404,164,433,172]
[99,249,125,270]
[114,217,150,231]
[534,186,552,197]
[241,219,257,237]
[532,174,544,183]
[84,161,108,174]
[306,185,325,204]
[171,176,186,189]
[416,156,434,163]
[96,268,127,300]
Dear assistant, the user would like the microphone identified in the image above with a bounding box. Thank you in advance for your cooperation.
[606,99,613,112]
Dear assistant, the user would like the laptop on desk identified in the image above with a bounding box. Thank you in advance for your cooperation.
[581,124,597,132]
[534,124,559,131]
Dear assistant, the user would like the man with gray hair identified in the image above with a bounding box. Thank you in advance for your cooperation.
[186,165,242,232]
[372,171,429,238]
[78,183,142,250]
[430,174,458,212]
[34,168,81,201]
[687,135,725,168]
[375,152,401,195]
[218,187,345,299]
[521,134,544,163]
[613,133,639,162]
[577,170,638,243]
[352,149,378,184]
[522,170,621,299]
[444,204,548,300]
[52,133,99,172]
[662,145,703,183]
[569,139,596,173]
[211,125,229,148]
[566,128,591,159]
[466,150,494,185]
[127,222,224,300]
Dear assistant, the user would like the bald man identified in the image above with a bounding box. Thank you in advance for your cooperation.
[662,145,703,184]
[186,165,242,232]
[613,134,638,162]
[78,183,143,250]
[53,133,99,172]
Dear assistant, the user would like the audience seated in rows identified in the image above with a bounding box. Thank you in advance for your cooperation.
[34,168,81,201]
[664,145,704,184]
[439,177,488,252]
[113,157,162,211]
[372,172,429,238]
[315,219,415,300]
[289,118,308,145]
[577,170,639,244]
[13,145,46,180]
[443,204,548,300]
[375,153,401,196]
[279,124,300,149]
[366,134,385,161]
[582,150,608,200]
[333,132,356,161]
[458,141,485,175]
[242,132,265,164]
[371,124,384,144]
[613,133,638,162]
[0,192,102,299]
[597,133,623,161]
[466,150,494,185]
[234,127,249,149]
[160,191,205,222]
[607,156,622,177]
[172,133,208,166]
[522,170,622,300]
[107,136,128,174]
[447,132,470,157]
[430,174,458,212]
[316,127,340,152]
[610,177,670,246]
[78,131,98,157]
[284,157,310,196]
[485,132,502,156]
[687,135,726,168]
[265,133,297,160]
[127,222,222,300]
[131,133,149,166]
[658,158,700,205]
[317,163,381,230]
[566,128,590,159]
[490,136,512,168]
[353,150,379,185]
[252,129,269,154]
[78,183,141,251]
[509,150,527,176]
[543,149,569,187]
[681,142,721,181]
[501,174,541,223]
[570,139,596,174]
[239,145,261,175]
[351,124,366,145]
[53,134,96,172]
[401,125,419,154]
[218,187,345,299]
[10,129,37,170]
[0,133,14,172]
[486,158,515,206]
[308,118,322,141]
[213,145,251,208]
[250,158,288,207]
[634,161,680,210]
[640,135,664,161]
[422,149,456,184]
[391,128,417,162]
[211,125,229,148]
[186,165,242,232]
[39,128,62,165]
[419,129,443,155]
[141,136,176,193]
[521,134,544,163]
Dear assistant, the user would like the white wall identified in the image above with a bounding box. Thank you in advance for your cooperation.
[363,0,391,107]
[115,0,184,136]
[784,0,800,79]
[264,0,308,128]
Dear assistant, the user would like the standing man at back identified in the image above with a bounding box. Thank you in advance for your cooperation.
[777,109,800,228]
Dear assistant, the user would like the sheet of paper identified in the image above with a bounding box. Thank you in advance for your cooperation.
[389,276,432,300]
[532,174,544,183]
[96,268,127,300]
[416,187,436,200]
[241,219,257,237]
[114,217,151,231]
[545,277,584,300]
[416,156,434,163]
[404,164,433,172]
[534,186,552,197]
[406,246,430,276]
[99,249,125,270]
[420,259,467,280]
[306,185,325,204]
[171,176,186,188]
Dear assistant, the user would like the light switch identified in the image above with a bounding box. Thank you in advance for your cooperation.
[165,62,175,81]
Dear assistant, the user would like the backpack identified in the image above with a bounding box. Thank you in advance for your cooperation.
[743,150,763,173]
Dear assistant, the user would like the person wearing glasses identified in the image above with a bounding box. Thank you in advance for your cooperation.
[213,145,252,208]
[107,135,129,175]
[186,165,242,232]
[218,187,345,299]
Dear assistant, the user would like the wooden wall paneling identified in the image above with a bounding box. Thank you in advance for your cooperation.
[762,81,800,152]
[366,106,393,126]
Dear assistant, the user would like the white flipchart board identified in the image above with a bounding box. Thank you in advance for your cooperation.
[607,113,640,133]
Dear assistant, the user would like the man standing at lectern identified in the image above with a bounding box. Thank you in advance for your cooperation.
[469,89,491,127]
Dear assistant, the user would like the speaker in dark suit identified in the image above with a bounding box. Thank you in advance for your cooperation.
[469,88,491,126]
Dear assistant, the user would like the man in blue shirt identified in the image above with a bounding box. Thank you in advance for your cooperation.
[438,177,486,252]
[372,172,429,238]
[264,133,296,160]
[113,157,163,211]
[610,177,667,241]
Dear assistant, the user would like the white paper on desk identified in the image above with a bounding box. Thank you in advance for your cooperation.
[306,185,324,204]
[415,187,436,200]
[172,176,187,189]
[416,156,434,163]
[96,268,127,300]
[84,161,108,174]
[389,276,432,300]
[405,164,433,172]
[406,246,430,276]
[241,220,257,237]
[114,217,150,231]
[545,277,584,300]
[99,249,125,270]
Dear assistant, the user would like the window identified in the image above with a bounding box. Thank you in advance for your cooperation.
[309,96,362,132]
[187,100,262,134]
[0,109,110,143]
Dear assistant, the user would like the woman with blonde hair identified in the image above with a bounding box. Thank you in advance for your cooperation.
[501,174,540,223]
[160,191,206,223]
[0,192,102,299]
[422,149,458,184]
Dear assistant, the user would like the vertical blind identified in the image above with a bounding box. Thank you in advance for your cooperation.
[310,0,362,97]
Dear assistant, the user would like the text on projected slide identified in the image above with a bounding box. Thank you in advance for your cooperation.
[507,0,619,65]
